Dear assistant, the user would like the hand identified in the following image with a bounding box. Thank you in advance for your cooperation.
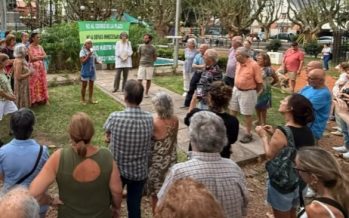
[88,51,93,56]
[9,95,16,101]
[255,125,267,137]
[263,125,274,135]
[334,98,348,114]
[51,196,63,206]
[104,133,111,144]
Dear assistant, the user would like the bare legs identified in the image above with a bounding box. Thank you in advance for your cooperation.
[81,80,97,104]
[272,208,297,218]
[289,79,296,93]
[138,79,152,96]
[256,109,267,125]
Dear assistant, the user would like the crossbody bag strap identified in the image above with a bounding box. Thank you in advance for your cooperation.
[15,145,43,185]
[316,197,348,218]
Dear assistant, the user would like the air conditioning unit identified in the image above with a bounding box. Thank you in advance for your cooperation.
[267,52,283,65]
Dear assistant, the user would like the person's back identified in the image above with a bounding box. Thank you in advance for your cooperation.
[56,147,113,218]
[160,152,248,217]
[106,108,153,180]
[300,85,331,139]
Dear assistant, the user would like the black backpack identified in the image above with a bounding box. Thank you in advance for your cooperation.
[266,126,299,194]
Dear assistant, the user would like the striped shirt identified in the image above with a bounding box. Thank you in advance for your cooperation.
[158,151,248,218]
[104,107,153,181]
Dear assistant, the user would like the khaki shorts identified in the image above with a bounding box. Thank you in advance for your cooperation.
[230,87,257,115]
[287,71,297,81]
[138,66,154,80]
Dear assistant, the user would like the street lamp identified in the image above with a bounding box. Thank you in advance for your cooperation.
[80,5,86,20]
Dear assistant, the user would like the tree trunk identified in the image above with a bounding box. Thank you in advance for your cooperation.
[264,28,271,40]
[155,22,169,37]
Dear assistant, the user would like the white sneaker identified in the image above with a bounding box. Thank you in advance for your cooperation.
[332,146,348,153]
[182,92,187,97]
[343,151,349,159]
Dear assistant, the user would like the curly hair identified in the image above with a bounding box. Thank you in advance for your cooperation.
[208,81,232,112]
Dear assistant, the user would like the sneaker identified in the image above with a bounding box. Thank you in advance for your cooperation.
[112,89,118,93]
[330,130,343,136]
[182,92,187,97]
[332,146,348,153]
[180,105,189,109]
[144,94,150,98]
[240,134,253,143]
[343,151,349,159]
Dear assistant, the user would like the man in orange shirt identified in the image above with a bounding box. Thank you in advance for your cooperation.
[231,47,263,143]
[282,42,304,93]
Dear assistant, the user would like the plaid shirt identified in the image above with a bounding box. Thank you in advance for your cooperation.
[158,151,248,218]
[104,107,153,181]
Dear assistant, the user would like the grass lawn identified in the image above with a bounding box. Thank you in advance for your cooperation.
[0,84,124,148]
[153,74,287,127]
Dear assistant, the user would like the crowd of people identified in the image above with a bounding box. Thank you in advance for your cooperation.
[0,31,349,218]
[0,31,49,146]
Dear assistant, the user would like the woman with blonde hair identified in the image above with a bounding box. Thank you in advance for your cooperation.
[30,112,123,218]
[295,147,349,218]
[146,92,178,213]
[155,178,225,218]
[79,39,101,104]
[13,44,32,108]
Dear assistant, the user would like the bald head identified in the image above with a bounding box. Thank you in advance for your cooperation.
[308,68,326,88]
[306,61,323,74]
[199,44,209,55]
[231,36,243,49]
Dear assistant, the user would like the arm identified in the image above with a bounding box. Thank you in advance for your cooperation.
[188,93,198,112]
[297,53,304,74]
[29,149,61,203]
[14,60,31,80]
[80,50,92,64]
[109,161,122,218]
[0,90,15,101]
[334,98,349,124]
[256,83,263,93]
[255,126,286,160]
[128,41,133,56]
[115,42,120,58]
[153,48,157,62]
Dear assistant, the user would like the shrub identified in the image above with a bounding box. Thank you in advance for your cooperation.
[41,22,81,73]
[304,41,322,58]
[217,56,228,71]
[266,39,282,51]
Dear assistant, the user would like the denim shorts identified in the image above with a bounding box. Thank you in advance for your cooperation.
[267,180,300,212]
[81,74,96,81]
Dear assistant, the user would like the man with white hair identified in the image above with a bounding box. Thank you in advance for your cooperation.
[0,187,40,218]
[190,48,222,109]
[158,111,248,218]
[231,47,263,143]
[224,36,243,87]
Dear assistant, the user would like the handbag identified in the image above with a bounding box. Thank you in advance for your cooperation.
[15,145,43,185]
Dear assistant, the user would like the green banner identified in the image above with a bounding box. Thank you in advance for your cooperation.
[78,21,130,64]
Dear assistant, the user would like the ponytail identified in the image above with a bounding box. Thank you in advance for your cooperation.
[332,173,349,210]
[76,140,87,158]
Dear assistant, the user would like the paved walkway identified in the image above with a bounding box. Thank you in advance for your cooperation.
[93,69,265,165]
[47,70,265,164]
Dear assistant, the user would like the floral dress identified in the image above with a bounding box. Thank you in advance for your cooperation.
[14,59,31,108]
[145,124,178,196]
[28,45,49,105]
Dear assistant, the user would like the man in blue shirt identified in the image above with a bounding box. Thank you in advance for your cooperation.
[300,69,331,141]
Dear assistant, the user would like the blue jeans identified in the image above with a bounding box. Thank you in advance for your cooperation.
[323,55,331,70]
[336,114,349,149]
[121,177,146,218]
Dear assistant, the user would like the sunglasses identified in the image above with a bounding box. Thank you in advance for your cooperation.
[293,167,308,173]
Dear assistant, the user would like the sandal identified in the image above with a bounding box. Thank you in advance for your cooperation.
[88,100,98,104]
[80,100,87,105]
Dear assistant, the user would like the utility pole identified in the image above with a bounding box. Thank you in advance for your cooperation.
[173,0,181,69]
[0,0,7,32]
[49,0,53,26]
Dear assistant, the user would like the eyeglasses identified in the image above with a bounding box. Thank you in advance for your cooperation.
[293,167,308,173]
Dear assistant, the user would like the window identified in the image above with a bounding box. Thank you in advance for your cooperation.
[7,0,16,11]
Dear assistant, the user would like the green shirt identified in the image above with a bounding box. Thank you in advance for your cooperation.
[56,147,114,218]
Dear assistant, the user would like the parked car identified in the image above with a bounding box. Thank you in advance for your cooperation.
[269,33,296,42]
[317,36,333,44]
